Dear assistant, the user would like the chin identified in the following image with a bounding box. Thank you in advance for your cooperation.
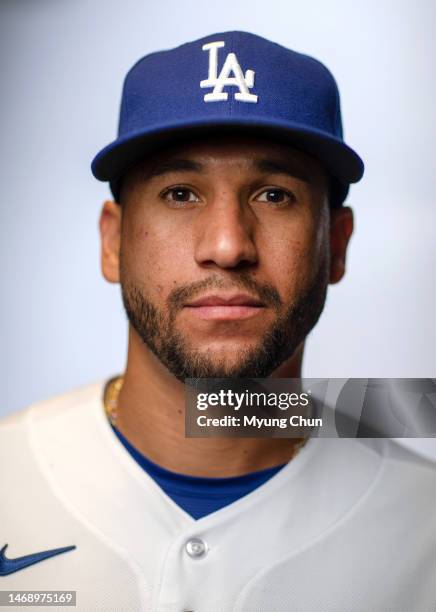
[191,339,260,359]
[187,344,267,379]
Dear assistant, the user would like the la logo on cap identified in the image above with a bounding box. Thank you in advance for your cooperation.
[200,41,258,103]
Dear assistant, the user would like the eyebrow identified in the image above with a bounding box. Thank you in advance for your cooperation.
[144,156,314,183]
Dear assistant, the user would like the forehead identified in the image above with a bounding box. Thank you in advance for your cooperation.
[124,133,328,185]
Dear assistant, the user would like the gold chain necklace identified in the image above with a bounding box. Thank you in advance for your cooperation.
[103,375,309,458]
[103,375,124,425]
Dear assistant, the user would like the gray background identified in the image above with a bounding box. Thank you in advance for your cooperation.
[1,0,435,458]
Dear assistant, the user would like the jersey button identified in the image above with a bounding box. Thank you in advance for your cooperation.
[185,537,208,558]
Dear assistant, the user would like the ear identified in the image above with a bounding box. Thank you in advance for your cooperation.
[99,200,122,283]
[329,206,354,284]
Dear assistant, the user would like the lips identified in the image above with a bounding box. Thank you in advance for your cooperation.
[187,293,264,307]
[184,293,265,321]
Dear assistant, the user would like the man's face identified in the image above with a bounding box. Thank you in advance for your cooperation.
[101,135,351,380]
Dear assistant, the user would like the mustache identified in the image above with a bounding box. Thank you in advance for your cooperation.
[167,273,283,310]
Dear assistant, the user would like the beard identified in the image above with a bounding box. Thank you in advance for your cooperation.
[119,259,329,382]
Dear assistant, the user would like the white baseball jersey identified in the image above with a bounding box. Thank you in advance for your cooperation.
[1,381,436,611]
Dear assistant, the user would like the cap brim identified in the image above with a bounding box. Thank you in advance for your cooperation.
[91,117,364,189]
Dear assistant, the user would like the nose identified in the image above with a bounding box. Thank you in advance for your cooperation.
[194,194,258,270]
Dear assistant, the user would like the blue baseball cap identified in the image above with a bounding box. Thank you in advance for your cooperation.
[91,31,364,205]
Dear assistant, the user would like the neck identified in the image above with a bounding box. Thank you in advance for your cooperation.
[114,325,305,477]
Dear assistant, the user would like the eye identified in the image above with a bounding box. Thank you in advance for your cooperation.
[161,187,199,205]
[254,188,296,206]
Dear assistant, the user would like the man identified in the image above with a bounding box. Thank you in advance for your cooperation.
[1,31,435,611]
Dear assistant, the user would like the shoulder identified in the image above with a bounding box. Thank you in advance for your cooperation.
[0,381,108,528]
[341,436,436,502]
[292,436,436,533]
[0,381,106,461]
[338,438,436,540]
[304,435,436,486]
[361,436,436,481]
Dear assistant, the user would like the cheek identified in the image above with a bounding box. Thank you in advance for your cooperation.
[268,239,309,295]
[261,213,328,295]
[122,220,192,297]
